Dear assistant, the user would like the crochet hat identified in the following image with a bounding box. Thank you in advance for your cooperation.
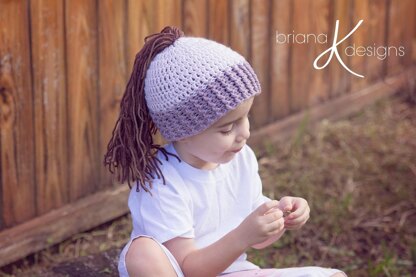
[105,26,262,191]
[144,36,261,141]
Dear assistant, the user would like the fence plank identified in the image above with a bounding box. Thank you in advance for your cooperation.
[386,0,412,76]
[208,0,229,45]
[309,0,330,105]
[65,0,100,201]
[155,0,182,31]
[412,0,416,64]
[291,0,330,112]
[348,0,387,88]
[290,0,310,113]
[270,0,291,120]
[183,0,207,37]
[366,0,387,82]
[230,0,249,58]
[98,0,128,188]
[30,0,69,215]
[126,0,157,67]
[250,0,270,128]
[349,0,370,91]
[0,185,129,268]
[329,0,351,98]
[0,0,36,228]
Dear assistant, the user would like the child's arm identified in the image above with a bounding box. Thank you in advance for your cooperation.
[163,200,284,277]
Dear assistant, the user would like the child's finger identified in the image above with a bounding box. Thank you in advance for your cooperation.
[285,218,308,230]
[286,206,310,220]
[264,206,280,215]
[265,217,284,232]
[264,210,283,223]
[278,196,293,213]
[286,201,309,220]
[285,211,309,226]
[256,200,279,216]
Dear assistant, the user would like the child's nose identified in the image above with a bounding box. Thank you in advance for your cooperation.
[236,125,250,142]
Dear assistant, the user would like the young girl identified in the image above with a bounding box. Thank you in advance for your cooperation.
[104,26,346,277]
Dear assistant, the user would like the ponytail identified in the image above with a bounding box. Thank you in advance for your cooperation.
[104,26,183,192]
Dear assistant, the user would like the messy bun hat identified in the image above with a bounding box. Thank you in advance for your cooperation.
[104,26,261,192]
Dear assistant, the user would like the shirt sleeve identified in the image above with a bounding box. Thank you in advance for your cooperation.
[245,145,271,211]
[128,174,195,244]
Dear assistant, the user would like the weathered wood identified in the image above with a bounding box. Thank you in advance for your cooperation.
[126,0,157,66]
[0,0,36,228]
[65,0,100,201]
[350,0,370,91]
[155,0,182,31]
[366,0,387,83]
[347,0,389,91]
[0,185,129,268]
[413,0,416,64]
[208,0,229,45]
[184,0,208,37]
[270,0,291,120]
[290,0,310,113]
[308,0,330,106]
[250,0,271,128]
[291,0,330,110]
[328,0,351,98]
[98,0,128,188]
[30,0,69,215]
[230,0,249,58]
[386,0,413,76]
[289,0,308,113]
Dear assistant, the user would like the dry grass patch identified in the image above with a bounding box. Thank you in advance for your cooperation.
[1,93,415,277]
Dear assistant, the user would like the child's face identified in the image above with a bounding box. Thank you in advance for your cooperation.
[174,97,254,170]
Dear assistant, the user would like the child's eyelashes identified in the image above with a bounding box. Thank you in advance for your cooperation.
[219,114,250,136]
[220,127,233,135]
[221,130,233,135]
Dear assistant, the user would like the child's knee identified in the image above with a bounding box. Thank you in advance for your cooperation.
[126,237,177,277]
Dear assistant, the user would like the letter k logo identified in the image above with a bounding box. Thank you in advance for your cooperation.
[313,20,364,78]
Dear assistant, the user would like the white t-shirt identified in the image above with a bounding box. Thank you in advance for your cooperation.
[127,142,270,274]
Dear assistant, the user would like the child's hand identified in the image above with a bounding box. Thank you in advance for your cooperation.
[235,200,285,248]
[278,196,310,230]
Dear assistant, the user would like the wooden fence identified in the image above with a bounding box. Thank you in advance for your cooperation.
[0,0,415,266]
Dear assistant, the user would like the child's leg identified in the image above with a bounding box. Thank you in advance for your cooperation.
[126,237,178,277]
[220,267,347,277]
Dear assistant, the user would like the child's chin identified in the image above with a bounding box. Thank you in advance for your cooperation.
[221,152,237,161]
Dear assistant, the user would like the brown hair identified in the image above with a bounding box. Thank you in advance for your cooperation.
[104,26,182,192]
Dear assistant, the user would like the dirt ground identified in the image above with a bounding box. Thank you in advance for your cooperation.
[1,91,415,277]
[249,91,416,277]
